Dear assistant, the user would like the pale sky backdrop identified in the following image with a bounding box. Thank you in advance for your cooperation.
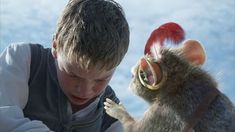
[1,0,235,117]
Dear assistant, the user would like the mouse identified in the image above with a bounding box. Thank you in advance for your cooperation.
[104,22,235,132]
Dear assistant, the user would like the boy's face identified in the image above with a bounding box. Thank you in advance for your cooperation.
[55,54,116,106]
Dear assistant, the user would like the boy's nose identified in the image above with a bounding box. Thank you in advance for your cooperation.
[75,80,94,97]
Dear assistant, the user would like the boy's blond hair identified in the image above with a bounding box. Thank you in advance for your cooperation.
[54,0,129,71]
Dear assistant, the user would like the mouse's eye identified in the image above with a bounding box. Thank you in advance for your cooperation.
[138,57,163,90]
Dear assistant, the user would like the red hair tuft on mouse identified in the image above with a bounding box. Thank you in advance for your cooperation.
[144,22,185,55]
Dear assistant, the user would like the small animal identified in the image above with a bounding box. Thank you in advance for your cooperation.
[104,22,235,132]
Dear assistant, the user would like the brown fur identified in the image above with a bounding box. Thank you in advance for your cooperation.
[104,40,235,132]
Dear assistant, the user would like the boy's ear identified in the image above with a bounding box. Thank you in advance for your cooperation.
[52,38,57,59]
[180,39,206,65]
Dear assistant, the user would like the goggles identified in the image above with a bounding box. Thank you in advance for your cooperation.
[137,56,165,90]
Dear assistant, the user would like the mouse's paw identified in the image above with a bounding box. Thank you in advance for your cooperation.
[104,98,127,120]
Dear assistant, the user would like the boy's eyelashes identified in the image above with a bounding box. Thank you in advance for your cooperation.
[65,70,110,82]
[94,76,111,82]
[95,79,106,82]
[64,70,77,78]
[68,73,77,78]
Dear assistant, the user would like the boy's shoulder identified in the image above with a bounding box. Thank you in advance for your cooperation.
[1,43,32,60]
[2,43,47,56]
[4,42,31,51]
[102,86,119,103]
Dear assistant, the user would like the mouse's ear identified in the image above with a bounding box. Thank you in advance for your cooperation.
[180,39,206,65]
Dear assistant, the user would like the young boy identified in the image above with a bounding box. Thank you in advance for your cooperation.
[0,0,129,131]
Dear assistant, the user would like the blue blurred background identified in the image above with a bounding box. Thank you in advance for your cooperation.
[1,0,235,117]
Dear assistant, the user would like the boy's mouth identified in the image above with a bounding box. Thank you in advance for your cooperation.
[71,95,89,102]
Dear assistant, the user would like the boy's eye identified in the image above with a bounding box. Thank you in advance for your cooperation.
[95,76,111,83]
[65,71,77,78]
[95,78,108,82]
[68,74,77,78]
[95,79,104,82]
